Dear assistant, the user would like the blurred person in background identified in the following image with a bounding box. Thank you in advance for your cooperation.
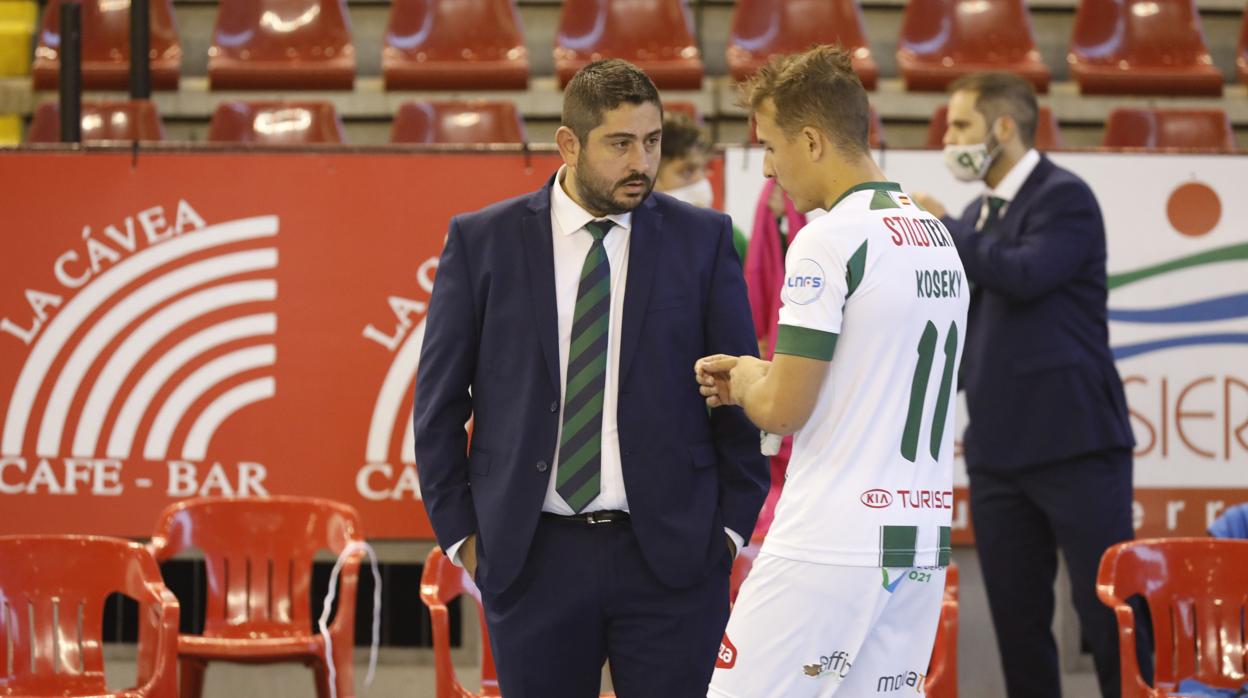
[913,71,1148,698]
[655,111,749,264]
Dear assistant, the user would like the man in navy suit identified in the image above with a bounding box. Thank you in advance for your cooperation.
[413,59,768,698]
[914,72,1144,698]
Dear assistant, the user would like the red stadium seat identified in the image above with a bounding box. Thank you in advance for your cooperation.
[391,100,527,144]
[0,535,179,697]
[664,100,702,123]
[926,104,1064,150]
[726,0,879,90]
[383,0,528,91]
[1068,0,1222,96]
[208,0,355,90]
[26,100,167,143]
[554,0,703,89]
[1098,538,1248,697]
[32,0,180,90]
[1102,108,1235,150]
[897,0,1050,93]
[421,548,618,698]
[208,101,345,144]
[924,563,959,698]
[148,497,365,698]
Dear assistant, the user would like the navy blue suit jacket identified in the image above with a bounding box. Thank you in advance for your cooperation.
[413,177,769,594]
[943,155,1134,471]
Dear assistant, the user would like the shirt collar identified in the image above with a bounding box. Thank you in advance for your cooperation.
[988,148,1041,203]
[551,165,634,236]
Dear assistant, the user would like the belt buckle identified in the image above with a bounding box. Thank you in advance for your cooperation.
[586,511,609,525]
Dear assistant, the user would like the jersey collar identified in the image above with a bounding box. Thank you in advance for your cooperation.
[829,181,902,211]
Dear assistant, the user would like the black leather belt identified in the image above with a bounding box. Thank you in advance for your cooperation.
[541,510,631,525]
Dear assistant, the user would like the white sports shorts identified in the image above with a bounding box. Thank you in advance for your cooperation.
[708,552,945,697]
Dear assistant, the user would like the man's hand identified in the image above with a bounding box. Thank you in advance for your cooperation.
[695,354,738,407]
[695,355,770,409]
[912,192,948,219]
[727,534,738,559]
[461,534,478,578]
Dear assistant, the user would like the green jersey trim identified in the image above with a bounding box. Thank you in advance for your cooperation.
[774,324,839,361]
[830,181,903,211]
[846,240,869,298]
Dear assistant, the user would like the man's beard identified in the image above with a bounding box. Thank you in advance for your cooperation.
[575,155,654,216]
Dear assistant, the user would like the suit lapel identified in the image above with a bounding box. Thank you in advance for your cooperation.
[521,184,562,394]
[619,197,661,384]
[1000,156,1053,240]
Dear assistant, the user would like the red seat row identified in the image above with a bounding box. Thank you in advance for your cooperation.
[923,105,1235,150]
[31,0,1243,95]
[27,99,1238,152]
[25,99,528,144]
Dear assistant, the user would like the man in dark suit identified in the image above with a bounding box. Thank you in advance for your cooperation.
[914,72,1144,698]
[413,59,768,698]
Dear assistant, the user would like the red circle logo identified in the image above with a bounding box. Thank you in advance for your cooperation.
[1166,182,1221,237]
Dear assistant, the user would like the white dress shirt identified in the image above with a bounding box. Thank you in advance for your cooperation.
[542,166,634,514]
[975,148,1041,229]
[447,166,742,566]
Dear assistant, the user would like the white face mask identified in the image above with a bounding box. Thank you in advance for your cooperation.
[942,122,1001,182]
[664,177,714,209]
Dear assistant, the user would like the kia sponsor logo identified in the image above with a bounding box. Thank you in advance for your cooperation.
[861,488,953,509]
[861,489,893,508]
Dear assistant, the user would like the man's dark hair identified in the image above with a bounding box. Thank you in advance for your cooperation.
[949,72,1039,148]
[740,45,871,157]
[660,112,708,161]
[562,59,663,143]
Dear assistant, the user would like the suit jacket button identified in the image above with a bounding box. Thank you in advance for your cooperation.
[549,401,559,413]
[536,460,549,472]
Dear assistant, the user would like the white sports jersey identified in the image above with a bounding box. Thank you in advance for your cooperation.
[762,181,969,568]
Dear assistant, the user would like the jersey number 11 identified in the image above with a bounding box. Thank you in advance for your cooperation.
[901,320,959,462]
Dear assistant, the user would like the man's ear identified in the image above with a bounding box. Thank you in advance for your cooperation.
[802,126,824,162]
[994,115,1017,146]
[556,126,580,167]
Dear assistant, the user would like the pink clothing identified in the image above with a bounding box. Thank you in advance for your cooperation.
[743,180,806,540]
[745,179,807,359]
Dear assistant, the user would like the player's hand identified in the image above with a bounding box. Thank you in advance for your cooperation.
[726,356,770,408]
[726,534,738,559]
[912,191,947,219]
[696,354,738,407]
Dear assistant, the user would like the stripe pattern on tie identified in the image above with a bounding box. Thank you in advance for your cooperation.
[556,219,613,512]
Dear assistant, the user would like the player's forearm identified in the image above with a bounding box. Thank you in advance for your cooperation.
[738,374,807,435]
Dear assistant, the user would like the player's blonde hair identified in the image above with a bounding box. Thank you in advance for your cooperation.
[740,45,871,157]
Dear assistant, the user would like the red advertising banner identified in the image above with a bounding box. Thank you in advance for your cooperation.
[0,150,561,538]
[1,150,1239,543]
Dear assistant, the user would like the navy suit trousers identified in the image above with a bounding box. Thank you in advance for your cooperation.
[970,449,1153,698]
[480,517,732,698]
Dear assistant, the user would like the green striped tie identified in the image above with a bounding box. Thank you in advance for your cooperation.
[980,195,1007,233]
[556,219,613,512]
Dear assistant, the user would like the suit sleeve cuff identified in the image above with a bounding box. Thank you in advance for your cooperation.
[445,536,469,567]
[725,528,745,559]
